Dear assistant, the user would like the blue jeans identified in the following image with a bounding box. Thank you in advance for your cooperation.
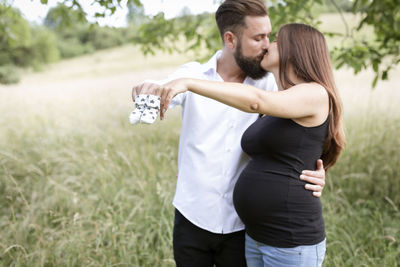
[245,233,326,267]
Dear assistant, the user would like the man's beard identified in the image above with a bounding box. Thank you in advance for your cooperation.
[234,41,268,80]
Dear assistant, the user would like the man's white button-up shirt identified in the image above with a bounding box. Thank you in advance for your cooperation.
[155,51,277,234]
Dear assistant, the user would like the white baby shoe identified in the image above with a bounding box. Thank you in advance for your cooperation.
[129,107,143,124]
[145,95,161,109]
[136,94,148,106]
[129,94,161,125]
[129,94,147,125]
[140,95,161,124]
[140,108,158,124]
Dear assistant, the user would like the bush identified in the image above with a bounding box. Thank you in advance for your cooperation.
[0,48,13,66]
[87,26,126,50]
[0,3,130,83]
[0,5,32,67]
[57,37,94,58]
[0,65,20,84]
[31,27,60,64]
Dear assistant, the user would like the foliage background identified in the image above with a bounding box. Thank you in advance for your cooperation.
[1,0,399,86]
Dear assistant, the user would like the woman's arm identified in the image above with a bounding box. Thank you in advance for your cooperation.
[160,78,328,197]
[161,78,328,119]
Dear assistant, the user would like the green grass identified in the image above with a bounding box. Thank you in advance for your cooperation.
[1,78,399,266]
[0,96,181,266]
[1,12,399,267]
[324,113,400,266]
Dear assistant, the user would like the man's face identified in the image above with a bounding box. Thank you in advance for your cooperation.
[233,16,272,79]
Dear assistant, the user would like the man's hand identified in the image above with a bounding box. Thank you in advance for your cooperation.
[300,159,325,198]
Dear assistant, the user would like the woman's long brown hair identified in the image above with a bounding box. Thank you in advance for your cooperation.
[277,23,346,171]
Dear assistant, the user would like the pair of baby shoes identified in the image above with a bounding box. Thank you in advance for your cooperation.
[129,94,161,125]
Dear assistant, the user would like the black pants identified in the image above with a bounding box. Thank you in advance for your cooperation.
[173,209,247,267]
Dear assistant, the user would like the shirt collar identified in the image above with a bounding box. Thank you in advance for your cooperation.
[200,50,222,76]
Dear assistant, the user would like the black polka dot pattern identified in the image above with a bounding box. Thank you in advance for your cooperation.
[130,94,160,125]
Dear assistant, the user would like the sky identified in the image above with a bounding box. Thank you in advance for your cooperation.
[10,0,220,27]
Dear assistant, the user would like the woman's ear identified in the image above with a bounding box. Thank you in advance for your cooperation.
[223,31,237,49]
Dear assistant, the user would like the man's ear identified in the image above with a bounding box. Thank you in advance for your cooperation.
[223,31,237,49]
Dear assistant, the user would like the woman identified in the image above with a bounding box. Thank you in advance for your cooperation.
[160,23,345,266]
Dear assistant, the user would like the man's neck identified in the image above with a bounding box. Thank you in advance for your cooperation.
[216,50,247,83]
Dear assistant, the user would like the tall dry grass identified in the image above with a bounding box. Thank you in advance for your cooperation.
[0,14,399,266]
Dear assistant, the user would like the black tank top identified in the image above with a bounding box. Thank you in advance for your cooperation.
[233,115,329,247]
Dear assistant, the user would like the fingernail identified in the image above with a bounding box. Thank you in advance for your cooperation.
[300,175,304,179]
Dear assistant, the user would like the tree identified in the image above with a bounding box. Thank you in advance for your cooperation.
[130,0,399,88]
[0,4,60,83]
[15,0,400,87]
[0,4,32,66]
[44,2,87,29]
[333,0,400,87]
[127,0,146,25]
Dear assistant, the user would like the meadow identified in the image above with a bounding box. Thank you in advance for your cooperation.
[1,14,400,266]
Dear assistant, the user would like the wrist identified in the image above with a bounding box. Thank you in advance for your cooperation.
[186,78,200,93]
[185,78,193,90]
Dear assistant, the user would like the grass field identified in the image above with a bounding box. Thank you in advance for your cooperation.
[1,14,399,266]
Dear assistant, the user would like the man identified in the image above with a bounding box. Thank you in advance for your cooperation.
[132,1,326,266]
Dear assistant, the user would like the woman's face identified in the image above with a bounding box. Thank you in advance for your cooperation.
[261,38,279,72]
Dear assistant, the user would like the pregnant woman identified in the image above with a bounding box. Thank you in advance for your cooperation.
[159,23,346,266]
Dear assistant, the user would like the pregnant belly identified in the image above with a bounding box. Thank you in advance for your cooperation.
[233,169,321,227]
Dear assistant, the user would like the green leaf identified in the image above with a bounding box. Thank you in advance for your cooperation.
[372,75,378,88]
[382,70,388,80]
[372,61,378,73]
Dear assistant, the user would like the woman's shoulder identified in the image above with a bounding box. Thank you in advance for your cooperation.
[290,82,328,100]
[291,82,326,91]
[288,82,329,127]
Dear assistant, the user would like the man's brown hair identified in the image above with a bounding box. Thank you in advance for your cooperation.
[215,0,268,41]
